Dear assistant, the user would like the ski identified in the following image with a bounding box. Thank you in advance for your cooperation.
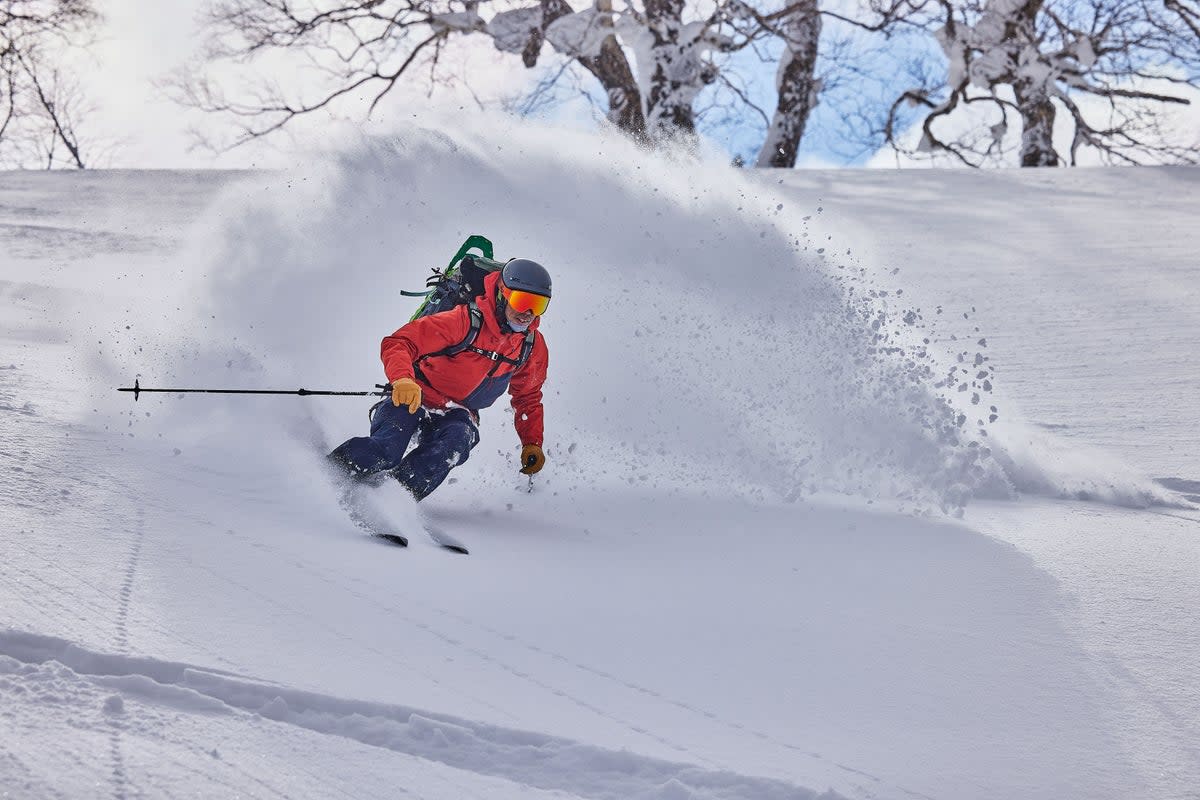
[319,452,453,552]
[323,458,411,548]
[338,493,410,547]
[423,522,469,554]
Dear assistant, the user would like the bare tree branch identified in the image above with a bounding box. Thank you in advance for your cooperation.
[180,0,651,148]
[17,49,83,166]
[0,0,99,167]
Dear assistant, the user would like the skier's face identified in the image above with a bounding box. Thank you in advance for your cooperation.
[504,302,535,329]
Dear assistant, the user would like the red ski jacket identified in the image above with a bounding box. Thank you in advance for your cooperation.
[381,272,549,446]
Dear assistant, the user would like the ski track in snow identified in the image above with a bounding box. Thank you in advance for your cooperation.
[0,427,253,676]
[203,525,522,725]
[0,630,835,800]
[197,522,936,797]
[3,404,892,798]
[204,512,936,798]
[114,509,145,656]
[108,506,144,800]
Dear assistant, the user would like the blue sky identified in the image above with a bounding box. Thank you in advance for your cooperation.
[701,26,945,167]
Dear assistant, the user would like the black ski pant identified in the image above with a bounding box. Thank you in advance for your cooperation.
[329,401,479,500]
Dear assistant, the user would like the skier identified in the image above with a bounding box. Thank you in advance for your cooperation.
[328,258,551,500]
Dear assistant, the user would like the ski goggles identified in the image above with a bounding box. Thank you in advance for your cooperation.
[501,285,550,316]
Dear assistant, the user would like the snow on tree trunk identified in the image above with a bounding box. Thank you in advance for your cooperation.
[756,0,821,168]
[547,0,646,137]
[1008,0,1058,167]
[634,0,715,143]
[487,6,546,65]
[925,0,1069,166]
[545,6,612,58]
[486,0,730,149]
[1014,77,1058,167]
[584,36,647,136]
[489,1,646,139]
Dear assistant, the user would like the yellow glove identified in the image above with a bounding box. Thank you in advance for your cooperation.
[520,444,545,475]
[390,378,422,414]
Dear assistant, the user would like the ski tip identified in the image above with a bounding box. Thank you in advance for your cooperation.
[374,533,409,547]
[423,525,469,554]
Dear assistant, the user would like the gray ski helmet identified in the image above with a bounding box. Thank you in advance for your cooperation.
[500,258,552,298]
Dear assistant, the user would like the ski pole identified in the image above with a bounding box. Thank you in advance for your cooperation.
[117,378,391,402]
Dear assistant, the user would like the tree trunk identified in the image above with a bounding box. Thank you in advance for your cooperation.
[1014,79,1058,166]
[756,0,821,168]
[1009,0,1058,167]
[582,36,647,137]
[540,0,646,139]
[643,0,701,142]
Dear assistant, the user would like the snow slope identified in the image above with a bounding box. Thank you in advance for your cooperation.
[1,123,1197,799]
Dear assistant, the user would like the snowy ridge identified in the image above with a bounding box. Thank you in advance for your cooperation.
[0,630,836,800]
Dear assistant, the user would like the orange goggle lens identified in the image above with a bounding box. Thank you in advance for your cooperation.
[502,287,550,316]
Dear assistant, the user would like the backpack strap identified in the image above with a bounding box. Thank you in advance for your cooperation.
[413,300,537,386]
[515,330,536,369]
[444,300,485,358]
[462,328,535,369]
[413,300,484,383]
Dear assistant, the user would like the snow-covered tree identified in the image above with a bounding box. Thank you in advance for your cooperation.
[747,0,822,166]
[479,0,647,136]
[178,0,836,166]
[0,0,98,168]
[885,0,1200,166]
